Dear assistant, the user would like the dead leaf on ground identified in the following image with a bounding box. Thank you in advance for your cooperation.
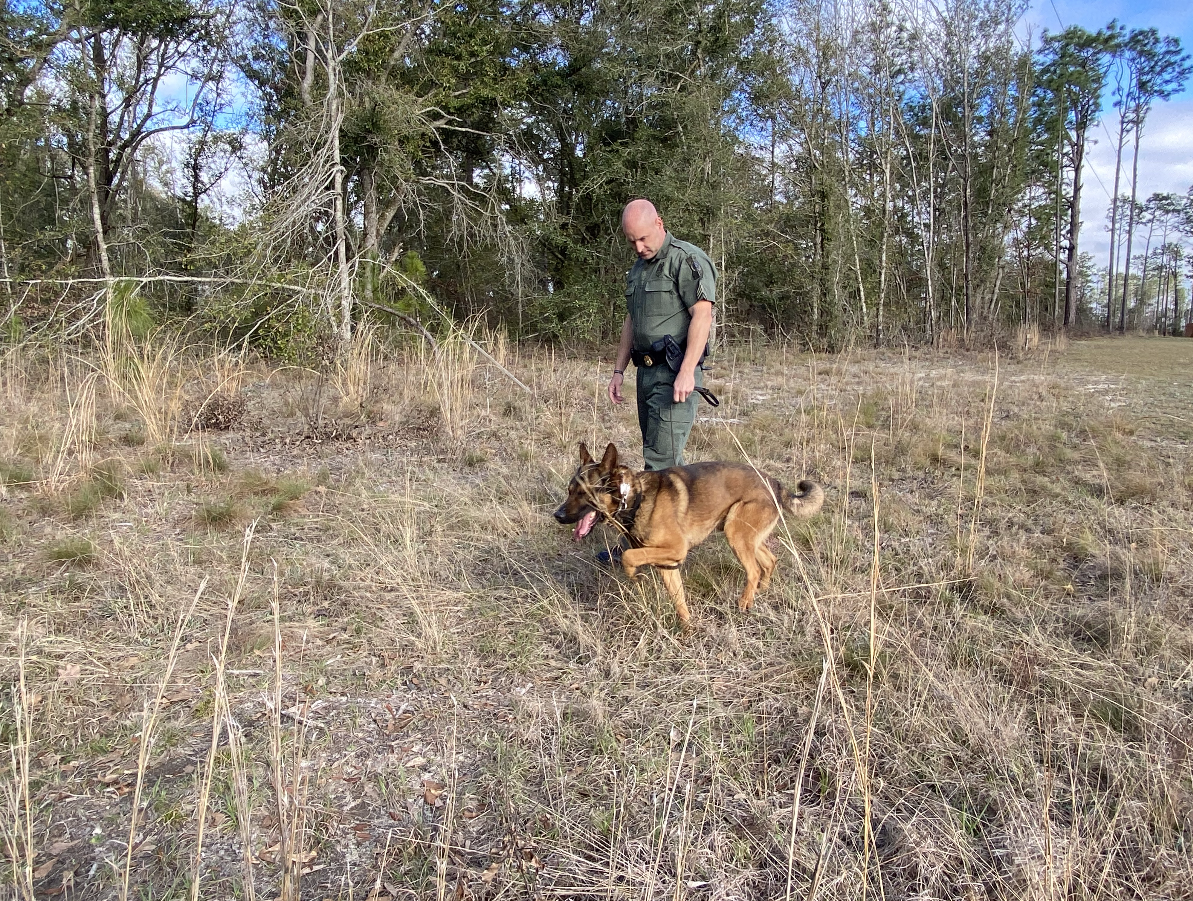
[33,859,57,879]
[161,689,196,706]
[258,843,281,863]
[423,779,446,806]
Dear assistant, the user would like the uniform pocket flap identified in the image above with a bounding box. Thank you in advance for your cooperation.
[644,277,673,292]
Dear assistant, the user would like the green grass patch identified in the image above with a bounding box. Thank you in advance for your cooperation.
[120,425,147,447]
[45,536,98,565]
[233,468,311,514]
[462,449,488,467]
[195,496,241,529]
[268,477,310,514]
[63,460,125,518]
[0,459,36,487]
[196,443,229,475]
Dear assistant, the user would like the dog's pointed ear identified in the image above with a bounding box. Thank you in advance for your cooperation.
[579,443,593,465]
[599,442,618,473]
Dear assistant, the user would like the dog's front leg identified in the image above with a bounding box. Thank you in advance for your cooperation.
[658,567,690,626]
[621,546,683,579]
[621,547,690,626]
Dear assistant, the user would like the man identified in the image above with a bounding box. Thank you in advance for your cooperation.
[608,199,716,471]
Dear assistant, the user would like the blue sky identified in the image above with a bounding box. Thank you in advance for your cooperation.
[1027,0,1193,95]
[1027,1,1193,260]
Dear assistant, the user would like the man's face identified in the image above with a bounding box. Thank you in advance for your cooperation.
[623,212,666,260]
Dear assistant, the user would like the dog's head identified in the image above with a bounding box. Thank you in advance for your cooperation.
[553,442,636,540]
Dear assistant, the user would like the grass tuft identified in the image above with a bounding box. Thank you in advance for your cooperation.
[195,496,242,529]
[1,459,36,487]
[63,459,126,518]
[45,535,98,564]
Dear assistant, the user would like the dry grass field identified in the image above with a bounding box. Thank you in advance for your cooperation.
[2,331,1192,901]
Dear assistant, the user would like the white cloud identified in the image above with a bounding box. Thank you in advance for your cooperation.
[1077,99,1193,261]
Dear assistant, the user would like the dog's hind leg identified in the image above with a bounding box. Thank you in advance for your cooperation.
[724,506,766,613]
[757,542,777,591]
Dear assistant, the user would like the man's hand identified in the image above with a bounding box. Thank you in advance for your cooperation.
[608,371,625,404]
[672,368,695,403]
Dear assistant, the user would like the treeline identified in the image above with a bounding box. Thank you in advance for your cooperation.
[1,0,1191,354]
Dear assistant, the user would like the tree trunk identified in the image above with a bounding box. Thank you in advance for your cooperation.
[961,65,975,338]
[325,14,352,348]
[1063,130,1086,328]
[85,34,115,277]
[1137,213,1157,331]
[84,36,112,282]
[1054,99,1064,329]
[1105,110,1129,329]
[1117,124,1143,332]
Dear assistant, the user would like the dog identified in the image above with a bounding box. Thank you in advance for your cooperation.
[553,442,824,625]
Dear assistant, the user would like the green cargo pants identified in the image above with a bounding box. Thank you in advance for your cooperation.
[636,363,702,470]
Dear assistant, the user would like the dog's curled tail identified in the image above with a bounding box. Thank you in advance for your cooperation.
[781,480,825,519]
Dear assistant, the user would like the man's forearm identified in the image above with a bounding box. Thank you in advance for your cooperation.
[615,315,633,370]
[680,302,713,375]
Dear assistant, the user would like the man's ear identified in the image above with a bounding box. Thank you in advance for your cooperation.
[579,443,593,466]
[599,442,618,473]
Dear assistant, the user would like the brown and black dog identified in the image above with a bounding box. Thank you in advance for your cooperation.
[553,442,824,625]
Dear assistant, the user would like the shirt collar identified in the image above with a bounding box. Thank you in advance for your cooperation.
[657,232,674,259]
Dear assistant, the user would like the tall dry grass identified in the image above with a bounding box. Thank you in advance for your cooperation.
[44,368,100,493]
[425,329,480,443]
[111,332,185,448]
[1,334,1191,900]
[118,584,205,901]
[2,620,35,901]
[331,318,378,411]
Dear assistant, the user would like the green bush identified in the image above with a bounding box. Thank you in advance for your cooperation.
[523,279,614,342]
[201,286,330,363]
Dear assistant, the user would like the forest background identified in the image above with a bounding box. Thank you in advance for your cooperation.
[3,0,1193,355]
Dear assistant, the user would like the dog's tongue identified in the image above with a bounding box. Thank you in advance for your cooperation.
[573,511,597,542]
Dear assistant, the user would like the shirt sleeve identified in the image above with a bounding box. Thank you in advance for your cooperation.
[677,249,716,309]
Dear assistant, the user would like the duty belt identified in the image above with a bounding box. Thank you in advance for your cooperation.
[628,349,720,407]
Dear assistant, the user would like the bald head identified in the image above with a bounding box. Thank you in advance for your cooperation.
[622,199,667,260]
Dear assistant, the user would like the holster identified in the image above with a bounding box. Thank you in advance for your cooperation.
[637,335,718,407]
[651,335,707,374]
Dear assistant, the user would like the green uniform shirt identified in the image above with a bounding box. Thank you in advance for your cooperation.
[625,233,716,352]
